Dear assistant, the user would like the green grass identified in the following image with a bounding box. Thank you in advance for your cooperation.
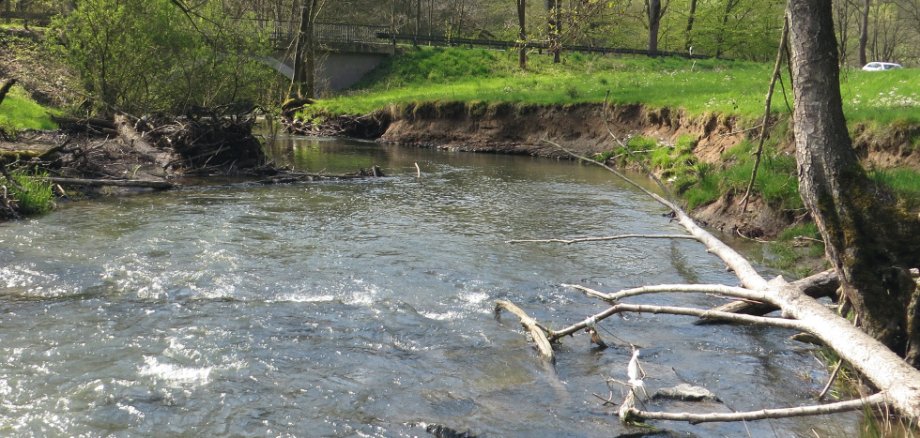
[9,169,54,215]
[870,168,920,210]
[607,132,802,213]
[306,47,920,127]
[0,85,58,132]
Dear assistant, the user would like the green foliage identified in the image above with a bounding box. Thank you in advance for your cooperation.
[51,0,274,115]
[0,85,58,132]
[9,170,54,215]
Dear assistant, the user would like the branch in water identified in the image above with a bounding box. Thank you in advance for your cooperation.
[506,234,699,245]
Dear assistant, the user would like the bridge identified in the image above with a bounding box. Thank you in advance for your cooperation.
[260,22,395,95]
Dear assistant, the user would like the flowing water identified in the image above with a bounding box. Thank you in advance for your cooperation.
[0,136,856,437]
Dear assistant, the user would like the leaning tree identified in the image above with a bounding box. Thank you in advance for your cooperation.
[787,0,920,365]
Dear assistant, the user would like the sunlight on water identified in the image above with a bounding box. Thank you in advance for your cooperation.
[0,137,857,437]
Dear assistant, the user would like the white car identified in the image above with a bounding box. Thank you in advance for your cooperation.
[862,62,903,71]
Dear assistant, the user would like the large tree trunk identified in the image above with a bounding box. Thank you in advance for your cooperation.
[647,0,661,55]
[787,0,920,362]
[858,0,871,65]
[517,0,527,70]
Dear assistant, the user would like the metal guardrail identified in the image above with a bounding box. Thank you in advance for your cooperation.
[378,33,710,59]
[265,21,390,50]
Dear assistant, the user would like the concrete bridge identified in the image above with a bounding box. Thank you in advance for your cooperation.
[263,22,395,96]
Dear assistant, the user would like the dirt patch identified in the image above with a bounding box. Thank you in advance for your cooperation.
[694,193,798,239]
[852,123,920,169]
[373,102,748,162]
[0,28,82,109]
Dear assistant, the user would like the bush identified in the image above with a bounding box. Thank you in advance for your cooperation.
[51,0,273,115]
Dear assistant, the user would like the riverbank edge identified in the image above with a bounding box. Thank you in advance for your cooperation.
[293,100,920,240]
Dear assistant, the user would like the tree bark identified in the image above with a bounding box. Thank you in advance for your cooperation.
[517,0,527,70]
[546,0,562,63]
[858,0,871,65]
[787,0,920,361]
[289,0,322,99]
[685,0,698,52]
[646,0,662,55]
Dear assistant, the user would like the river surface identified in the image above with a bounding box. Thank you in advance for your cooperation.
[1,136,856,437]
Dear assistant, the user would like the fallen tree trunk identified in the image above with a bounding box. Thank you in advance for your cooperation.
[497,140,920,424]
[696,269,840,323]
[48,177,175,190]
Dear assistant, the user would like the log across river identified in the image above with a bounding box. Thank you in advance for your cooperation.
[0,136,859,436]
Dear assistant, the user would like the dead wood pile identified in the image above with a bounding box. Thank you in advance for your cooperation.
[283,112,391,139]
[46,111,265,181]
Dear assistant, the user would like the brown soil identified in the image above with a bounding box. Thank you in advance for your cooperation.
[376,102,748,163]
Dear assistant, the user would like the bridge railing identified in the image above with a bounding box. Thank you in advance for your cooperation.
[263,21,390,50]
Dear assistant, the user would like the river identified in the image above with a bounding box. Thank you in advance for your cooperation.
[0,136,856,436]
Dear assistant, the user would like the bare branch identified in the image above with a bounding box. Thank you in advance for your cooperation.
[818,360,843,401]
[506,234,699,245]
[624,392,887,424]
[563,283,778,306]
[494,300,555,362]
[549,302,808,341]
[740,17,789,211]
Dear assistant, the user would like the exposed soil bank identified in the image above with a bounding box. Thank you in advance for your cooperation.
[300,101,918,237]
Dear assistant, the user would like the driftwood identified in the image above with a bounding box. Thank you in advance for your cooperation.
[48,177,175,190]
[495,140,920,425]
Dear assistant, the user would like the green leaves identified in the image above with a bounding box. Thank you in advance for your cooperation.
[51,0,273,115]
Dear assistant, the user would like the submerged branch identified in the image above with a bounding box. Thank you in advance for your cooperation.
[506,234,698,245]
[624,392,887,424]
[495,300,555,362]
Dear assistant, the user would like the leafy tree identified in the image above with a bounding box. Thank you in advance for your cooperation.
[51,0,273,115]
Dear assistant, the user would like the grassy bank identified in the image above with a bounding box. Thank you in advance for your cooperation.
[308,47,920,127]
[0,84,58,133]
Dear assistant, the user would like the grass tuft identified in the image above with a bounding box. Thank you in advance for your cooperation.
[9,169,54,215]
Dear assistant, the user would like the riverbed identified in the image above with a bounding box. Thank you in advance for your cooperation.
[0,136,856,436]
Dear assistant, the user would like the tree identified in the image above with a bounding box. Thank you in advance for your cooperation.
[54,0,273,115]
[546,0,562,62]
[685,0,698,51]
[787,0,920,363]
[517,0,527,69]
[859,0,871,64]
[645,0,667,55]
[289,0,325,99]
